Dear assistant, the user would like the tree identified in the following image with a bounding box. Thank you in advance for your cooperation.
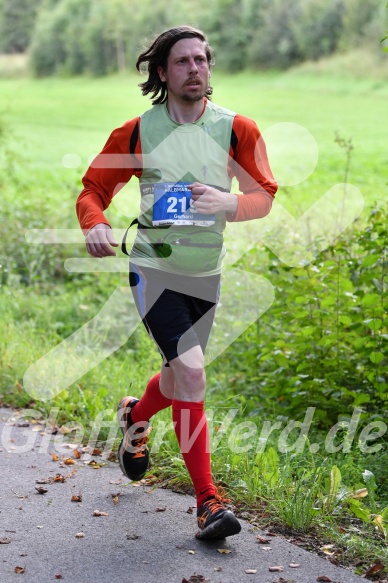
[0,0,43,53]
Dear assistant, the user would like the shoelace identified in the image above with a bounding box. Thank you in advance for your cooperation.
[124,426,152,458]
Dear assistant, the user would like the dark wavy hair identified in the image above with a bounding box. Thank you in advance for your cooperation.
[136,26,215,105]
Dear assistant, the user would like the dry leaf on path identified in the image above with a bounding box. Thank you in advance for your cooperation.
[93,510,109,516]
[181,575,210,583]
[35,487,48,495]
[316,577,333,582]
[51,453,59,461]
[269,566,284,572]
[71,494,82,502]
[54,575,63,579]
[217,549,232,554]
[15,566,25,574]
[188,550,196,554]
[75,532,85,538]
[245,569,257,574]
[64,457,76,465]
[256,535,270,544]
[0,538,11,544]
[289,563,301,568]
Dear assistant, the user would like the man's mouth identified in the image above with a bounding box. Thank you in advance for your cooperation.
[185,79,201,87]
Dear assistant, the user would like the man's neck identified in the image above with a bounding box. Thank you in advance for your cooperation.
[165,97,206,124]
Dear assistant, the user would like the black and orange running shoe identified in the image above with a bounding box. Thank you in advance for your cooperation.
[117,396,152,481]
[196,491,241,540]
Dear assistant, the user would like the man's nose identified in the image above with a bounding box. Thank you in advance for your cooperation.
[188,58,198,73]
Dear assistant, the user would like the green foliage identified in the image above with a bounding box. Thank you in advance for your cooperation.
[0,0,43,53]
[25,0,386,76]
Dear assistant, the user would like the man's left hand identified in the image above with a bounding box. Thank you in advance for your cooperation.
[188,182,237,215]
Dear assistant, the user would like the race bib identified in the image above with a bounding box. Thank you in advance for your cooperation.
[152,182,215,226]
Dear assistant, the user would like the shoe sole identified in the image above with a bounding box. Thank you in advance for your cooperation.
[195,511,241,541]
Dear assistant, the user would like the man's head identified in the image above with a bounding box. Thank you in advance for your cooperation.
[136,26,214,105]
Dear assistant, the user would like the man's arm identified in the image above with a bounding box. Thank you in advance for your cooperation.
[190,114,277,220]
[76,118,142,257]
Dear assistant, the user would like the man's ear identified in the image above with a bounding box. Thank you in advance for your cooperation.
[157,65,166,82]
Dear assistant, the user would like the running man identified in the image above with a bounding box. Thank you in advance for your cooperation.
[76,25,277,540]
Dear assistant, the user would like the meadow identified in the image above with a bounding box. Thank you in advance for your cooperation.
[1,68,387,575]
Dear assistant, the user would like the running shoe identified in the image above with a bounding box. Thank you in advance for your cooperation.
[196,492,241,540]
[117,396,151,481]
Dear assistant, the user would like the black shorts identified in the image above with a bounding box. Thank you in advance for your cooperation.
[129,263,220,364]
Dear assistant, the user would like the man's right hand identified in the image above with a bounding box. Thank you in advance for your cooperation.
[85,223,119,257]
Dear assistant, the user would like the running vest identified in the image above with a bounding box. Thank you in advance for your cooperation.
[130,100,236,275]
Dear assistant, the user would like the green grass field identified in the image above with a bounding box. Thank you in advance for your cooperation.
[1,68,387,574]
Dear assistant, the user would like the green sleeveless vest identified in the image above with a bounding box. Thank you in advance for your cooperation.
[130,100,236,276]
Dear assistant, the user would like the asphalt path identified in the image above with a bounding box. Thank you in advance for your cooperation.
[0,408,365,583]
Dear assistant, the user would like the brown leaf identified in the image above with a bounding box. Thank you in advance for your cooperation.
[71,494,82,502]
[0,538,11,544]
[363,560,384,577]
[187,506,194,514]
[352,488,368,499]
[112,495,119,506]
[54,575,63,580]
[269,566,284,572]
[73,449,81,459]
[35,486,48,495]
[109,479,122,485]
[245,569,257,574]
[53,474,66,483]
[265,531,278,537]
[289,563,301,568]
[93,510,109,516]
[217,548,232,554]
[256,535,270,544]
[316,577,332,582]
[181,576,210,583]
[213,567,222,572]
[35,478,51,485]
[126,533,140,540]
[337,526,347,533]
[92,448,102,456]
[64,457,76,465]
[15,566,25,574]
[156,506,166,512]
[51,453,59,462]
[75,532,85,538]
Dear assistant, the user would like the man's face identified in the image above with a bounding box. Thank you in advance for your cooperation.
[157,37,210,103]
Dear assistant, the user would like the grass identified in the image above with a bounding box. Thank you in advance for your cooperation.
[1,61,387,576]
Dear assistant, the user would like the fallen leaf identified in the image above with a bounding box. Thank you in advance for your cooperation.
[64,457,76,465]
[53,474,66,483]
[54,575,63,580]
[269,566,284,572]
[92,448,102,456]
[110,479,122,485]
[337,526,347,534]
[181,576,209,583]
[112,495,120,506]
[156,506,166,512]
[73,449,81,459]
[188,550,196,554]
[187,507,194,514]
[214,567,222,572]
[75,532,85,538]
[261,546,272,551]
[320,544,336,556]
[352,488,368,499]
[93,510,109,516]
[15,566,25,574]
[35,478,51,485]
[217,549,232,554]
[245,569,257,574]
[363,560,384,577]
[256,535,270,544]
[36,526,44,529]
[289,563,301,568]
[51,453,59,462]
[0,538,11,544]
[126,533,140,540]
[317,577,332,582]
[71,494,82,502]
[35,487,48,495]
[265,531,277,537]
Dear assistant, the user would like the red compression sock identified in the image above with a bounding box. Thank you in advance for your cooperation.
[172,399,216,508]
[131,373,172,424]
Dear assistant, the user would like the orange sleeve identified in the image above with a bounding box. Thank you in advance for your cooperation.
[226,114,277,222]
[76,117,142,233]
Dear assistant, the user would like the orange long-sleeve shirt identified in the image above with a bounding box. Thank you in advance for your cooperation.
[76,101,277,233]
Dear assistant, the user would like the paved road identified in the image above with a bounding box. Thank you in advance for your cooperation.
[0,408,365,583]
